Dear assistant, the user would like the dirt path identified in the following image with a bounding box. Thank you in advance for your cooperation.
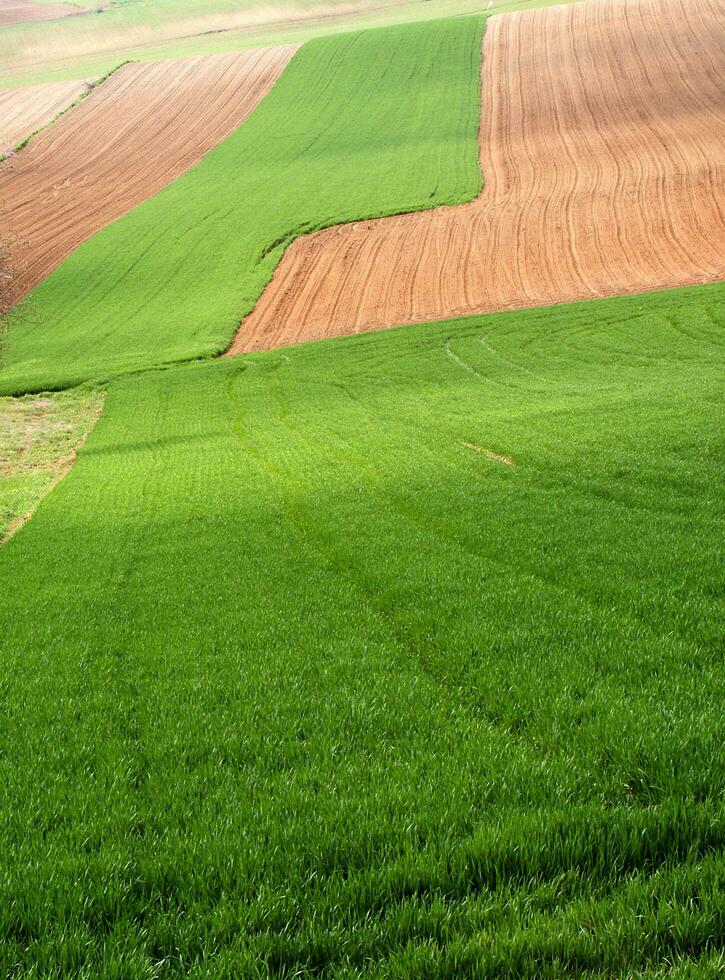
[0,45,297,304]
[0,79,87,154]
[231,0,725,354]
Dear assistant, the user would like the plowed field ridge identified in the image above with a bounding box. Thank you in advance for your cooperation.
[231,0,725,353]
[0,46,297,304]
[0,79,86,153]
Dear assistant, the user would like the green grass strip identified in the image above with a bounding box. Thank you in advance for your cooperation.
[0,14,484,396]
[0,283,723,974]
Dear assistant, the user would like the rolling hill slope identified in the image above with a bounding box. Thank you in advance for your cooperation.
[0,282,722,974]
[235,0,725,351]
[0,46,298,305]
[0,15,484,395]
[0,0,722,972]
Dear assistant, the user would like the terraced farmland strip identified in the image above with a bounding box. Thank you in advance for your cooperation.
[0,0,417,87]
[0,46,297,305]
[0,77,86,153]
[0,283,722,974]
[233,0,725,352]
[0,0,79,26]
[0,16,483,395]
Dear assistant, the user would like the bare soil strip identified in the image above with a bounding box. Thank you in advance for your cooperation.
[0,45,297,304]
[0,78,87,154]
[232,0,725,354]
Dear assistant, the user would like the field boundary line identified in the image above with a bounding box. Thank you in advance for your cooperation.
[222,13,488,357]
[1,60,135,162]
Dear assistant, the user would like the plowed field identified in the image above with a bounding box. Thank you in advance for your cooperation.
[0,46,297,303]
[0,16,482,396]
[0,78,86,153]
[233,0,725,353]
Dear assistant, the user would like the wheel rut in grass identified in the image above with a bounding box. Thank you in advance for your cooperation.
[230,0,725,354]
[0,45,298,306]
[461,440,514,466]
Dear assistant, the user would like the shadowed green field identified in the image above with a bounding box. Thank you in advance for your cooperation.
[1,283,722,976]
[1,14,484,396]
[1,2,722,973]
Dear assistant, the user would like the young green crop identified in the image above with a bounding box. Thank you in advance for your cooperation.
[0,14,484,396]
[0,283,722,976]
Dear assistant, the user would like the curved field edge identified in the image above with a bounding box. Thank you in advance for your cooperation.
[233,0,725,353]
[0,281,722,974]
[0,384,105,542]
[1,47,298,307]
[6,60,132,155]
[0,77,87,155]
[0,61,133,161]
[0,14,485,397]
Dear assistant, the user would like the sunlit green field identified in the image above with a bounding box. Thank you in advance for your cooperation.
[1,283,723,975]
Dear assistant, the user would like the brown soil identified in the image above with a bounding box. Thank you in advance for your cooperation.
[0,0,81,26]
[0,79,87,153]
[0,45,297,304]
[231,0,725,355]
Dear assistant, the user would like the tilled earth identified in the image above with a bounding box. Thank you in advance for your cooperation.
[233,0,725,353]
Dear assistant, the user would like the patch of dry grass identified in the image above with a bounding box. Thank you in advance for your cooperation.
[0,385,104,540]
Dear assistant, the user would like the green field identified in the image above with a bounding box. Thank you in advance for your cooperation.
[1,283,723,975]
[1,15,483,396]
[1,1,723,973]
